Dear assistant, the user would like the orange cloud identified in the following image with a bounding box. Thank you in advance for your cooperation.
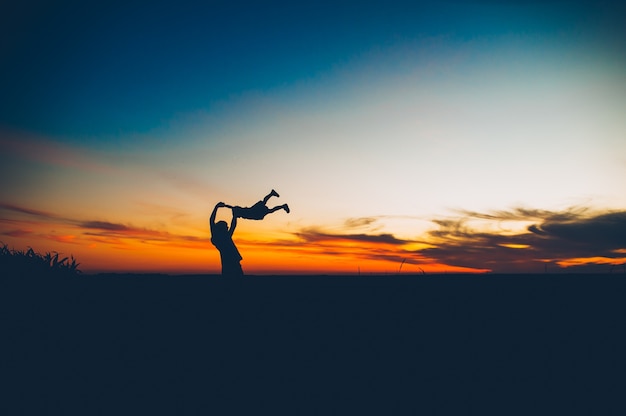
[47,234,77,244]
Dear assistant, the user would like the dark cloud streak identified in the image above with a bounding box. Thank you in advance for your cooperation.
[1,202,210,249]
[80,221,130,232]
[0,202,61,220]
[534,211,626,248]
[296,227,409,245]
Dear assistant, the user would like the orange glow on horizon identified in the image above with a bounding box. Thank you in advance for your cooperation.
[556,256,626,268]
[0,222,490,275]
[2,200,623,275]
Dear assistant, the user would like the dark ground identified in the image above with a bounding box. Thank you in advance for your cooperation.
[2,273,625,415]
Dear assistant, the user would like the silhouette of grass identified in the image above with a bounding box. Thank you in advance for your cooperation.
[1,243,81,277]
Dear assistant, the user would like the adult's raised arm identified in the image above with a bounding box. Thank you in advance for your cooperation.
[210,202,225,230]
[229,213,237,237]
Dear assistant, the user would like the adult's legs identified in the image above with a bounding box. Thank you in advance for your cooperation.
[222,261,244,276]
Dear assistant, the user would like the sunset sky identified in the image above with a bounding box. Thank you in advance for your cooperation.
[1,1,625,274]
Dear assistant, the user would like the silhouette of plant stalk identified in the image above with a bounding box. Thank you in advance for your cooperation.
[1,243,81,275]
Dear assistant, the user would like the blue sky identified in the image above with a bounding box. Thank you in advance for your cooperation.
[3,1,623,138]
[1,1,626,273]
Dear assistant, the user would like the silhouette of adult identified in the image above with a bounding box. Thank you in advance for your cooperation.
[209,202,243,276]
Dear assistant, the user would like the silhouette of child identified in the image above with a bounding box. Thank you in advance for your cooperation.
[224,189,290,220]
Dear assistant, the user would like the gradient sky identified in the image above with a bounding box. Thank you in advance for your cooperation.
[2,0,626,274]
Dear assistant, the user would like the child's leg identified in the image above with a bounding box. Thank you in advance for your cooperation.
[262,189,280,204]
[267,204,289,214]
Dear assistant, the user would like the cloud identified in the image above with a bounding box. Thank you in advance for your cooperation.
[295,227,409,245]
[343,217,379,229]
[423,207,626,272]
[80,221,131,232]
[45,234,78,244]
[532,211,626,248]
[287,207,626,273]
[256,232,434,270]
[0,203,60,220]
[456,206,591,223]
[80,221,208,247]
[1,229,33,238]
[0,202,211,250]
[283,225,456,271]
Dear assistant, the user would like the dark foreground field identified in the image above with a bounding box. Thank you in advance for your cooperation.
[2,273,625,414]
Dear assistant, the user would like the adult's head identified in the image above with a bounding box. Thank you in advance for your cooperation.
[213,220,229,237]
